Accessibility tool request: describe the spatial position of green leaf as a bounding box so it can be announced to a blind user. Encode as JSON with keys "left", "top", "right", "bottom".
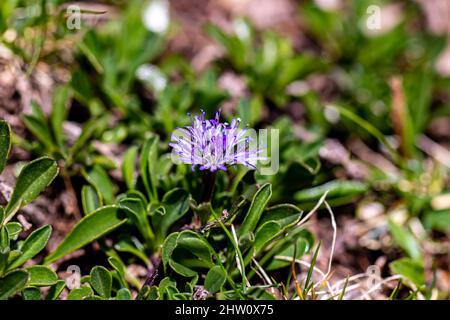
{"left": 168, "top": 260, "right": 197, "bottom": 278}
{"left": 22, "top": 287, "right": 41, "bottom": 300}
{"left": 67, "top": 285, "right": 94, "bottom": 300}
{"left": 0, "top": 226, "right": 9, "bottom": 275}
{"left": 81, "top": 185, "right": 102, "bottom": 215}
{"left": 45, "top": 206, "right": 128, "bottom": 264}
{"left": 158, "top": 277, "right": 179, "bottom": 300}
{"left": 390, "top": 258, "right": 424, "bottom": 286}
{"left": 258, "top": 204, "right": 303, "bottom": 229}
{"left": 116, "top": 288, "right": 132, "bottom": 300}
{"left": 78, "top": 40, "right": 104, "bottom": 74}
{"left": 140, "top": 136, "right": 159, "bottom": 202}
{"left": 254, "top": 221, "right": 282, "bottom": 253}
{"left": 0, "top": 225, "right": 9, "bottom": 250}
{"left": 5, "top": 222, "right": 22, "bottom": 239}
{"left": 277, "top": 54, "right": 326, "bottom": 88}
{"left": 424, "top": 210, "right": 450, "bottom": 233}
{"left": 114, "top": 239, "right": 150, "bottom": 266}
{"left": 154, "top": 189, "right": 190, "bottom": 239}
{"left": 108, "top": 256, "right": 127, "bottom": 288}
{"left": 69, "top": 118, "right": 100, "bottom": 156}
{"left": 0, "top": 270, "right": 29, "bottom": 300}
{"left": 119, "top": 197, "right": 154, "bottom": 243}
{"left": 26, "top": 265, "right": 58, "bottom": 287}
{"left": 116, "top": 288, "right": 133, "bottom": 300}
{"left": 239, "top": 183, "right": 272, "bottom": 237}
{"left": 51, "top": 86, "right": 71, "bottom": 148}
{"left": 267, "top": 237, "right": 308, "bottom": 270}
{"left": 205, "top": 24, "right": 247, "bottom": 70}
{"left": 404, "top": 67, "right": 433, "bottom": 136}
{"left": 162, "top": 231, "right": 214, "bottom": 277}
{"left": 161, "top": 233, "right": 178, "bottom": 273}
{"left": 238, "top": 231, "right": 255, "bottom": 252}
{"left": 46, "top": 280, "right": 66, "bottom": 300}
{"left": 90, "top": 266, "right": 112, "bottom": 298}
{"left": 4, "top": 157, "right": 59, "bottom": 224}
{"left": 303, "top": 242, "right": 321, "bottom": 297}
{"left": 138, "top": 285, "right": 159, "bottom": 300}
{"left": 84, "top": 165, "right": 114, "bottom": 205}
{"left": 22, "top": 114, "right": 55, "bottom": 151}
{"left": 5, "top": 250, "right": 20, "bottom": 269}
{"left": 204, "top": 265, "right": 226, "bottom": 294}
{"left": 294, "top": 180, "right": 367, "bottom": 205}
{"left": 30, "top": 101, "right": 47, "bottom": 123}
{"left": 0, "top": 120, "right": 11, "bottom": 175}
{"left": 388, "top": 220, "right": 422, "bottom": 261}
{"left": 257, "top": 228, "right": 313, "bottom": 273}
{"left": 7, "top": 225, "right": 52, "bottom": 270}
{"left": 122, "top": 146, "right": 138, "bottom": 189}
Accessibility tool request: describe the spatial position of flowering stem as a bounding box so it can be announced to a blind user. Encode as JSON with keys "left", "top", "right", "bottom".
{"left": 201, "top": 171, "right": 217, "bottom": 203}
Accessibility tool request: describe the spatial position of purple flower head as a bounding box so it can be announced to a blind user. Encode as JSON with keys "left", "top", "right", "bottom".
{"left": 170, "top": 110, "right": 267, "bottom": 172}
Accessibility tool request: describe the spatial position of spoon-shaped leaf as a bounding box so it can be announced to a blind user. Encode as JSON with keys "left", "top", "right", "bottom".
{"left": 26, "top": 265, "right": 58, "bottom": 287}
{"left": 90, "top": 266, "right": 112, "bottom": 298}
{"left": 0, "top": 270, "right": 29, "bottom": 300}
{"left": 4, "top": 157, "right": 58, "bottom": 224}
{"left": 7, "top": 225, "right": 52, "bottom": 270}
{"left": 204, "top": 266, "right": 226, "bottom": 293}
{"left": 0, "top": 120, "right": 11, "bottom": 175}
{"left": 44, "top": 206, "right": 128, "bottom": 264}
{"left": 239, "top": 183, "right": 272, "bottom": 237}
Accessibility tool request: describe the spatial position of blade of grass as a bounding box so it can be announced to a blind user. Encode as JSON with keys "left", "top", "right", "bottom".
{"left": 303, "top": 241, "right": 321, "bottom": 298}
{"left": 290, "top": 244, "right": 303, "bottom": 300}
{"left": 389, "top": 281, "right": 402, "bottom": 300}
{"left": 339, "top": 275, "right": 349, "bottom": 300}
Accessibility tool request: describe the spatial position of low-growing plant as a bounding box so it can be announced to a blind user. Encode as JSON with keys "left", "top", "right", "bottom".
{"left": 43, "top": 112, "right": 319, "bottom": 299}
{"left": 206, "top": 19, "right": 327, "bottom": 110}
{"left": 0, "top": 120, "right": 59, "bottom": 300}
{"left": 0, "top": 0, "right": 448, "bottom": 301}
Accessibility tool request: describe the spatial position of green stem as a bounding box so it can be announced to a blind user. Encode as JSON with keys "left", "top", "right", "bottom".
{"left": 210, "top": 208, "right": 248, "bottom": 293}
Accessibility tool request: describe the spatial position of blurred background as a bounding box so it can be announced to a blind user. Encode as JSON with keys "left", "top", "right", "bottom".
{"left": 0, "top": 0, "right": 449, "bottom": 299}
